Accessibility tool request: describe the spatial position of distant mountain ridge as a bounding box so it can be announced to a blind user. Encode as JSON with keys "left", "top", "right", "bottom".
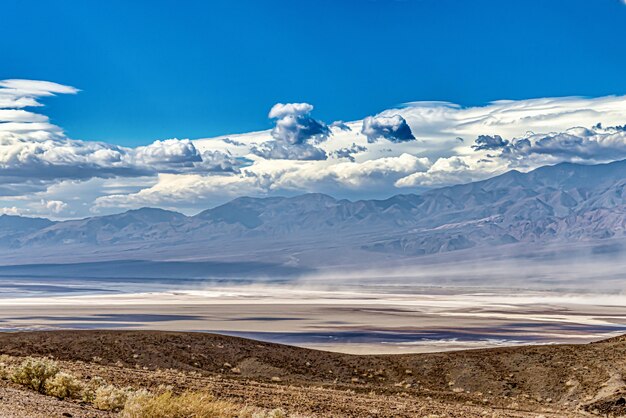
{"left": 2, "top": 159, "right": 625, "bottom": 264}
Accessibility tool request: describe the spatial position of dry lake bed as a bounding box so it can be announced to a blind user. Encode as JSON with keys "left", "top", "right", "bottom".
{"left": 2, "top": 280, "right": 626, "bottom": 354}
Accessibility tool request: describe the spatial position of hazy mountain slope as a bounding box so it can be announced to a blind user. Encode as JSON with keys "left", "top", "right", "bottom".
{"left": 0, "top": 214, "right": 55, "bottom": 245}
{"left": 195, "top": 193, "right": 422, "bottom": 235}
{"left": 366, "top": 161, "right": 626, "bottom": 254}
{"left": 0, "top": 159, "right": 624, "bottom": 264}
{"left": 17, "top": 207, "right": 188, "bottom": 247}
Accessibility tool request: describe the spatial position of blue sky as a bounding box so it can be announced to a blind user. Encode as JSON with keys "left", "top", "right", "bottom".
{"left": 3, "top": 0, "right": 626, "bottom": 219}
{"left": 3, "top": 0, "right": 626, "bottom": 146}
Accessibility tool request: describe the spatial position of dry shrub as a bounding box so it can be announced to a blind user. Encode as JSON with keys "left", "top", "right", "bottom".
{"left": 45, "top": 371, "right": 84, "bottom": 399}
{"left": 10, "top": 357, "right": 59, "bottom": 393}
{"left": 82, "top": 375, "right": 108, "bottom": 403}
{"left": 121, "top": 390, "right": 303, "bottom": 418}
{"left": 253, "top": 409, "right": 288, "bottom": 418}
{"left": 93, "top": 384, "right": 131, "bottom": 411}
{"left": 0, "top": 355, "right": 11, "bottom": 380}
{"left": 122, "top": 391, "right": 249, "bottom": 418}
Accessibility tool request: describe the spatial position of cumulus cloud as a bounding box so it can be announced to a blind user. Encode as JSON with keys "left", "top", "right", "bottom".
{"left": 268, "top": 103, "right": 310, "bottom": 119}
{"left": 472, "top": 126, "right": 626, "bottom": 167}
{"left": 198, "top": 150, "right": 248, "bottom": 172}
{"left": 510, "top": 128, "right": 626, "bottom": 163}
{"left": 133, "top": 139, "right": 244, "bottom": 172}
{"left": 0, "top": 136, "right": 240, "bottom": 192}
{"left": 134, "top": 139, "right": 201, "bottom": 166}
{"left": 0, "top": 199, "right": 68, "bottom": 217}
{"left": 251, "top": 154, "right": 430, "bottom": 191}
{"left": 0, "top": 206, "right": 20, "bottom": 215}
{"left": 361, "top": 115, "right": 415, "bottom": 143}
{"left": 322, "top": 154, "right": 430, "bottom": 188}
{"left": 330, "top": 121, "right": 352, "bottom": 131}
{"left": 94, "top": 173, "right": 264, "bottom": 211}
{"left": 332, "top": 143, "right": 368, "bottom": 162}
{"left": 40, "top": 199, "right": 68, "bottom": 214}
{"left": 222, "top": 138, "right": 245, "bottom": 146}
{"left": 395, "top": 122, "right": 626, "bottom": 190}
{"left": 0, "top": 137, "right": 142, "bottom": 183}
{"left": 269, "top": 102, "right": 330, "bottom": 145}
{"left": 472, "top": 134, "right": 509, "bottom": 151}
{"left": 95, "top": 154, "right": 431, "bottom": 210}
{"left": 396, "top": 156, "right": 492, "bottom": 188}
{"left": 250, "top": 102, "right": 330, "bottom": 160}
{"left": 251, "top": 141, "right": 327, "bottom": 161}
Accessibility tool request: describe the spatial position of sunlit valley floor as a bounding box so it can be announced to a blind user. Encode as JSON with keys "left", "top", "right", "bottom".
{"left": 2, "top": 249, "right": 626, "bottom": 355}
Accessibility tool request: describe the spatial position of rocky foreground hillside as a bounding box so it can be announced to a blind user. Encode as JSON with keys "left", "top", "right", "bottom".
{"left": 1, "top": 330, "right": 626, "bottom": 417}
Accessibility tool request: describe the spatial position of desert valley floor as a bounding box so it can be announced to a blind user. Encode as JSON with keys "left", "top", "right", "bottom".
{"left": 1, "top": 285, "right": 626, "bottom": 354}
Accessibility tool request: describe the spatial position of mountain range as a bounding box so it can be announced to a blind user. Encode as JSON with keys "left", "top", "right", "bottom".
{"left": 1, "top": 159, "right": 624, "bottom": 270}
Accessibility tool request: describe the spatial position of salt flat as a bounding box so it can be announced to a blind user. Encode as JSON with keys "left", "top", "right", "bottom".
{"left": 2, "top": 283, "right": 626, "bottom": 354}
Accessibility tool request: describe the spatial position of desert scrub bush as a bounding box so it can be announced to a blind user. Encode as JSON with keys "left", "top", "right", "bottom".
{"left": 82, "top": 375, "right": 107, "bottom": 403}
{"left": 93, "top": 384, "right": 132, "bottom": 411}
{"left": 252, "top": 409, "right": 288, "bottom": 418}
{"left": 0, "top": 355, "right": 12, "bottom": 379}
{"left": 10, "top": 357, "right": 59, "bottom": 393}
{"left": 121, "top": 391, "right": 249, "bottom": 418}
{"left": 45, "top": 371, "right": 84, "bottom": 399}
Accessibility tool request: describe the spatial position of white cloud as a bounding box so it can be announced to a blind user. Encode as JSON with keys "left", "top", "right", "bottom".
{"left": 94, "top": 154, "right": 431, "bottom": 210}
{"left": 0, "top": 206, "right": 20, "bottom": 216}
{"left": 268, "top": 102, "right": 330, "bottom": 145}
{"left": 330, "top": 121, "right": 351, "bottom": 131}
{"left": 396, "top": 156, "right": 498, "bottom": 188}
{"left": 4, "top": 78, "right": 626, "bottom": 217}
{"left": 0, "top": 79, "right": 79, "bottom": 97}
{"left": 251, "top": 142, "right": 327, "bottom": 161}
{"left": 268, "top": 103, "right": 313, "bottom": 119}
{"left": 361, "top": 115, "right": 415, "bottom": 143}
{"left": 0, "top": 134, "right": 241, "bottom": 185}
{"left": 332, "top": 143, "right": 367, "bottom": 162}
{"left": 0, "top": 79, "right": 78, "bottom": 113}
{"left": 251, "top": 102, "right": 330, "bottom": 160}
{"left": 498, "top": 127, "right": 626, "bottom": 166}
{"left": 94, "top": 173, "right": 262, "bottom": 211}
{"left": 0, "top": 81, "right": 74, "bottom": 145}
{"left": 472, "top": 134, "right": 508, "bottom": 151}
{"left": 134, "top": 139, "right": 201, "bottom": 166}
{"left": 40, "top": 199, "right": 68, "bottom": 214}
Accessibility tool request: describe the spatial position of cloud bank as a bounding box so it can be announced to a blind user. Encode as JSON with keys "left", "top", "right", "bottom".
{"left": 497, "top": 127, "right": 626, "bottom": 166}
{"left": 3, "top": 79, "right": 626, "bottom": 218}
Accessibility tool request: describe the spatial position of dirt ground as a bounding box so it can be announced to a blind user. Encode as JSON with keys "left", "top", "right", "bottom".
{"left": 2, "top": 330, "right": 626, "bottom": 417}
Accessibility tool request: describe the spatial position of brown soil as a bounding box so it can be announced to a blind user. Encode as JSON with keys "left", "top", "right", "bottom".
{"left": 2, "top": 330, "right": 626, "bottom": 417}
